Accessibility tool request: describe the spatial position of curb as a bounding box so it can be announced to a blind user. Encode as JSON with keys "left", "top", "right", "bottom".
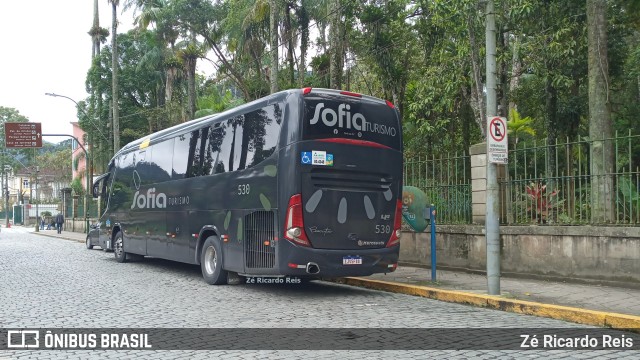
{"left": 31, "top": 232, "right": 85, "bottom": 244}
{"left": 330, "top": 277, "right": 640, "bottom": 333}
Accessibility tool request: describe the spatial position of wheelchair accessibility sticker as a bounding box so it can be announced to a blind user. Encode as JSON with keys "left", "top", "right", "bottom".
{"left": 301, "top": 151, "right": 333, "bottom": 166}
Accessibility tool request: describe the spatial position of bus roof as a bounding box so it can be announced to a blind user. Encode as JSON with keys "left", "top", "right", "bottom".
{"left": 111, "top": 88, "right": 393, "bottom": 160}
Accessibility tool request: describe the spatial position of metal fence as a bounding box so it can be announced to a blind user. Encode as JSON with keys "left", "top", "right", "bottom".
{"left": 403, "top": 131, "right": 640, "bottom": 226}
{"left": 503, "top": 131, "right": 640, "bottom": 225}
{"left": 64, "top": 196, "right": 99, "bottom": 219}
{"left": 403, "top": 153, "right": 472, "bottom": 224}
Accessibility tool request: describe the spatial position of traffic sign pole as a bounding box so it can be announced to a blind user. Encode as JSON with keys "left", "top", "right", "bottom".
{"left": 485, "top": 0, "right": 501, "bottom": 296}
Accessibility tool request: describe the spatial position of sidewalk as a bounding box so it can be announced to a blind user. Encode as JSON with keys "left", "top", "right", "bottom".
{"left": 28, "top": 227, "right": 640, "bottom": 328}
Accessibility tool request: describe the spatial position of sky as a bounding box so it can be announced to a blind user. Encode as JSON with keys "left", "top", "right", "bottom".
{"left": 0, "top": 1, "right": 135, "bottom": 144}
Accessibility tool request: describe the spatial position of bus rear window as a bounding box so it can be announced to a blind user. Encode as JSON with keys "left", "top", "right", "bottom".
{"left": 303, "top": 96, "right": 401, "bottom": 150}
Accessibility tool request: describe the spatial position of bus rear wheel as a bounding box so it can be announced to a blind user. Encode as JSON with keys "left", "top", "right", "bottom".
{"left": 201, "top": 236, "right": 228, "bottom": 285}
{"left": 114, "top": 231, "right": 128, "bottom": 263}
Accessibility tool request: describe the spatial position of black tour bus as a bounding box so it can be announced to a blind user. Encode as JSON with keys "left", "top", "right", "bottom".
{"left": 88, "top": 88, "right": 403, "bottom": 284}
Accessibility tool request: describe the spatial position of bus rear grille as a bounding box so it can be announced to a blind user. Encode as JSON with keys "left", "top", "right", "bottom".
{"left": 310, "top": 168, "right": 392, "bottom": 192}
{"left": 245, "top": 211, "right": 276, "bottom": 269}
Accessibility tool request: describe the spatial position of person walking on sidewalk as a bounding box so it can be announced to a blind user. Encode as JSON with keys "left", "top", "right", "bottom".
{"left": 55, "top": 212, "right": 64, "bottom": 234}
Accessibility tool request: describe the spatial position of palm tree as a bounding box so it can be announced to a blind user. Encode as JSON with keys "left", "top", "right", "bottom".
{"left": 269, "top": 0, "right": 279, "bottom": 93}
{"left": 125, "top": 0, "right": 180, "bottom": 105}
{"left": 507, "top": 108, "right": 535, "bottom": 147}
{"left": 109, "top": 0, "right": 121, "bottom": 152}
{"left": 177, "top": 40, "right": 204, "bottom": 121}
{"left": 88, "top": 0, "right": 108, "bottom": 172}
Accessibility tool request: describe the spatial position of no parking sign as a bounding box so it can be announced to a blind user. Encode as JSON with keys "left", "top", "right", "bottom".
{"left": 487, "top": 116, "right": 508, "bottom": 164}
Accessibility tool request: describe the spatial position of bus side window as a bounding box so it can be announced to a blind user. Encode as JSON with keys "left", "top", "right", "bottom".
{"left": 149, "top": 139, "right": 173, "bottom": 182}
{"left": 173, "top": 133, "right": 190, "bottom": 179}
{"left": 205, "top": 124, "right": 224, "bottom": 175}
{"left": 245, "top": 103, "right": 282, "bottom": 168}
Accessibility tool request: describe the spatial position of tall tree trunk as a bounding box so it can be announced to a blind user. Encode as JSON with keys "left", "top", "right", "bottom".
{"left": 186, "top": 56, "right": 197, "bottom": 120}
{"left": 467, "top": 12, "right": 486, "bottom": 136}
{"left": 545, "top": 74, "right": 558, "bottom": 190}
{"left": 269, "top": 0, "right": 279, "bottom": 94}
{"left": 92, "top": 0, "right": 100, "bottom": 59}
{"left": 90, "top": 0, "right": 100, "bottom": 176}
{"left": 329, "top": 0, "right": 342, "bottom": 89}
{"left": 508, "top": 35, "right": 521, "bottom": 114}
{"left": 298, "top": 2, "right": 309, "bottom": 87}
{"left": 111, "top": 1, "right": 120, "bottom": 152}
{"left": 587, "top": 0, "right": 614, "bottom": 223}
{"left": 498, "top": 30, "right": 509, "bottom": 117}
{"left": 166, "top": 67, "right": 176, "bottom": 103}
{"left": 284, "top": 3, "right": 295, "bottom": 87}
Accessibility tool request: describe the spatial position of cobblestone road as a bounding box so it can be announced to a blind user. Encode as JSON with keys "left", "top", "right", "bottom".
{"left": 0, "top": 228, "right": 637, "bottom": 359}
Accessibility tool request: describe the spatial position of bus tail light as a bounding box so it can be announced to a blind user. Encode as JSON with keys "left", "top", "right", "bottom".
{"left": 386, "top": 199, "right": 403, "bottom": 247}
{"left": 385, "top": 100, "right": 395, "bottom": 109}
{"left": 284, "top": 194, "right": 311, "bottom": 247}
{"left": 302, "top": 87, "right": 312, "bottom": 95}
{"left": 318, "top": 138, "right": 391, "bottom": 149}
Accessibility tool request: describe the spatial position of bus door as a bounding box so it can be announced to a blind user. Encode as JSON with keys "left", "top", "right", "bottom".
{"left": 298, "top": 90, "right": 403, "bottom": 250}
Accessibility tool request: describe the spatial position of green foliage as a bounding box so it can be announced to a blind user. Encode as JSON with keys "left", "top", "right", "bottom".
{"left": 73, "top": 0, "right": 639, "bottom": 179}
{"left": 70, "top": 177, "right": 85, "bottom": 196}
{"left": 521, "top": 182, "right": 564, "bottom": 224}
{"left": 617, "top": 176, "right": 640, "bottom": 223}
{"left": 507, "top": 108, "right": 535, "bottom": 145}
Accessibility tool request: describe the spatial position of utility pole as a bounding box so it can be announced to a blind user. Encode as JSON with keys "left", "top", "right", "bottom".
{"left": 1, "top": 151, "right": 7, "bottom": 227}
{"left": 4, "top": 165, "right": 10, "bottom": 227}
{"left": 485, "top": 0, "right": 500, "bottom": 295}
{"left": 35, "top": 150, "right": 40, "bottom": 232}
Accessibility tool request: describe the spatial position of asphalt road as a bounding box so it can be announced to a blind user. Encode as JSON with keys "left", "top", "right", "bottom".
{"left": 0, "top": 227, "right": 636, "bottom": 359}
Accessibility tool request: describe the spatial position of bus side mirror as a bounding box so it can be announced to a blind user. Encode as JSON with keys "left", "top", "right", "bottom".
{"left": 92, "top": 183, "right": 100, "bottom": 198}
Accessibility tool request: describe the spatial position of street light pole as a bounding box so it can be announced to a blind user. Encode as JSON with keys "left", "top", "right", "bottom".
{"left": 44, "top": 93, "right": 108, "bottom": 142}
{"left": 45, "top": 92, "right": 101, "bottom": 235}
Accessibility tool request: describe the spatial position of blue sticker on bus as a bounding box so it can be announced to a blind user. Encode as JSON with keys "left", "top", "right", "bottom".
{"left": 301, "top": 152, "right": 312, "bottom": 164}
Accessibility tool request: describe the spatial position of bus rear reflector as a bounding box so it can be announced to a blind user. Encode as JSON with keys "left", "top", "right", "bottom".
{"left": 386, "top": 200, "right": 403, "bottom": 247}
{"left": 302, "top": 87, "right": 313, "bottom": 95}
{"left": 288, "top": 263, "right": 306, "bottom": 269}
{"left": 340, "top": 91, "right": 362, "bottom": 98}
{"left": 284, "top": 194, "right": 310, "bottom": 247}
{"left": 317, "top": 138, "right": 391, "bottom": 149}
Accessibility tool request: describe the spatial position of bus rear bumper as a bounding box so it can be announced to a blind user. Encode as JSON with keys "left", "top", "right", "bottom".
{"left": 278, "top": 243, "right": 400, "bottom": 278}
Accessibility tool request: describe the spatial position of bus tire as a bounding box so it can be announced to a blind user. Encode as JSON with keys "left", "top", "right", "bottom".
{"left": 201, "top": 236, "right": 228, "bottom": 285}
{"left": 113, "top": 231, "right": 128, "bottom": 263}
{"left": 86, "top": 236, "right": 93, "bottom": 250}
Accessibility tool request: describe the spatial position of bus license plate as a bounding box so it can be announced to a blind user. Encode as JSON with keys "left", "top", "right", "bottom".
{"left": 343, "top": 256, "right": 362, "bottom": 265}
